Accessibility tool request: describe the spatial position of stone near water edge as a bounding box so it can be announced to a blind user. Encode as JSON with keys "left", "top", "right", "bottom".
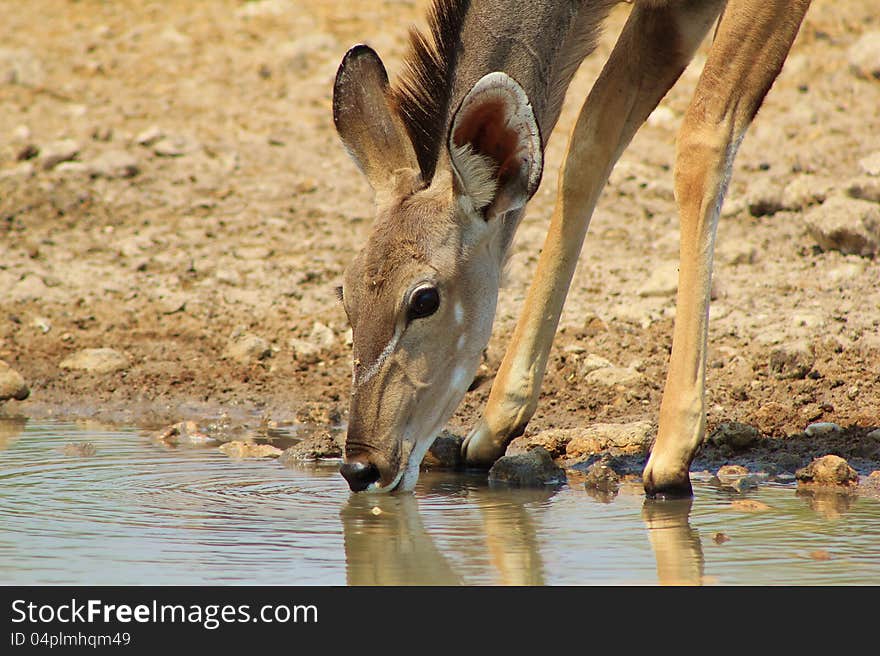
{"left": 218, "top": 440, "right": 282, "bottom": 459}
{"left": 708, "top": 422, "right": 760, "bottom": 450}
{"left": 802, "top": 196, "right": 880, "bottom": 257}
{"left": 153, "top": 420, "right": 214, "bottom": 445}
{"left": 59, "top": 348, "right": 130, "bottom": 374}
{"left": 847, "top": 31, "right": 880, "bottom": 80}
{"left": 768, "top": 341, "right": 814, "bottom": 380}
{"left": 804, "top": 422, "right": 841, "bottom": 437}
{"left": 421, "top": 431, "right": 463, "bottom": 470}
{"left": 713, "top": 464, "right": 759, "bottom": 493}
{"left": 564, "top": 421, "right": 654, "bottom": 461}
{"left": 582, "top": 460, "right": 620, "bottom": 494}
{"left": 39, "top": 139, "right": 80, "bottom": 170}
{"left": 716, "top": 464, "right": 750, "bottom": 477}
{"left": 0, "top": 360, "right": 29, "bottom": 402}
{"left": 506, "top": 428, "right": 575, "bottom": 459}
{"left": 279, "top": 431, "right": 343, "bottom": 464}
{"left": 867, "top": 428, "right": 880, "bottom": 441}
{"left": 796, "top": 455, "right": 859, "bottom": 488}
{"left": 60, "top": 442, "right": 97, "bottom": 457}
{"left": 488, "top": 447, "right": 566, "bottom": 487}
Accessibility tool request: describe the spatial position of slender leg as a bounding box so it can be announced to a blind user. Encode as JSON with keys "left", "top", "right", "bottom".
{"left": 643, "top": 0, "right": 811, "bottom": 497}
{"left": 463, "top": 0, "right": 726, "bottom": 466}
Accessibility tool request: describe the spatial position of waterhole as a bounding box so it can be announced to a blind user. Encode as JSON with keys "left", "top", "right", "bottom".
{"left": 1, "top": 419, "right": 878, "bottom": 585}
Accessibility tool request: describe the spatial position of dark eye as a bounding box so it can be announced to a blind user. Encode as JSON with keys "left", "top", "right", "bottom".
{"left": 407, "top": 285, "right": 440, "bottom": 321}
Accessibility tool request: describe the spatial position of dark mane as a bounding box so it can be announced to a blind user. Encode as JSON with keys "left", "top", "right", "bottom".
{"left": 390, "top": 0, "right": 470, "bottom": 184}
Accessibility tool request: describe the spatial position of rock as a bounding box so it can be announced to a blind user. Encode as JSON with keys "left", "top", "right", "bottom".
{"left": 716, "top": 464, "right": 749, "bottom": 477}
{"left": 795, "top": 454, "right": 859, "bottom": 488}
{"left": 224, "top": 331, "right": 272, "bottom": 363}
{"left": 847, "top": 31, "right": 880, "bottom": 80}
{"left": 135, "top": 126, "right": 164, "bottom": 146}
{"left": 584, "top": 366, "right": 646, "bottom": 389}
{"left": 290, "top": 322, "right": 335, "bottom": 364}
{"left": 421, "top": 431, "right": 463, "bottom": 469}
{"left": 579, "top": 353, "right": 614, "bottom": 377}
{"left": 153, "top": 135, "right": 197, "bottom": 157}
{"left": 803, "top": 196, "right": 880, "bottom": 257}
{"left": 745, "top": 177, "right": 784, "bottom": 217}
{"left": 846, "top": 176, "right": 880, "bottom": 203}
{"left": 60, "top": 348, "right": 129, "bottom": 374}
{"left": 39, "top": 139, "right": 80, "bottom": 170}
{"left": 279, "top": 431, "right": 343, "bottom": 463}
{"left": 804, "top": 422, "right": 841, "bottom": 437}
{"left": 488, "top": 447, "right": 566, "bottom": 487}
{"left": 218, "top": 440, "right": 282, "bottom": 458}
{"left": 728, "top": 499, "right": 771, "bottom": 512}
{"left": 638, "top": 261, "right": 678, "bottom": 297}
{"left": 565, "top": 421, "right": 654, "bottom": 460}
{"left": 0, "top": 360, "right": 29, "bottom": 401}
{"left": 89, "top": 150, "right": 139, "bottom": 178}
{"left": 581, "top": 459, "right": 620, "bottom": 493}
{"left": 768, "top": 341, "right": 813, "bottom": 380}
{"left": 713, "top": 464, "right": 759, "bottom": 493}
{"left": 781, "top": 175, "right": 834, "bottom": 210}
{"left": 858, "top": 151, "right": 880, "bottom": 177}
{"left": 154, "top": 420, "right": 214, "bottom": 445}
{"left": 0, "top": 48, "right": 45, "bottom": 86}
{"left": 867, "top": 428, "right": 880, "bottom": 441}
{"left": 708, "top": 422, "right": 760, "bottom": 450}
{"left": 507, "top": 428, "right": 574, "bottom": 459}
{"left": 60, "top": 442, "right": 97, "bottom": 457}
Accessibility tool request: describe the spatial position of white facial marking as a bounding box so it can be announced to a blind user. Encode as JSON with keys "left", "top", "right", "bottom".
{"left": 355, "top": 330, "right": 400, "bottom": 388}
{"left": 456, "top": 334, "right": 466, "bottom": 351}
{"left": 454, "top": 302, "right": 464, "bottom": 325}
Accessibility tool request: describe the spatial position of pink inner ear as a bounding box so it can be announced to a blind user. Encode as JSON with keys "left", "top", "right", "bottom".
{"left": 451, "top": 100, "right": 522, "bottom": 185}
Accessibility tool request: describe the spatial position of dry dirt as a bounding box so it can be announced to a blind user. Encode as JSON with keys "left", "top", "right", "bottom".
{"left": 1, "top": 1, "right": 879, "bottom": 477}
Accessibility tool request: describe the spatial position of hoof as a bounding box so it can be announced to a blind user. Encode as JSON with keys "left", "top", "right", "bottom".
{"left": 643, "top": 464, "right": 694, "bottom": 499}
{"left": 462, "top": 420, "right": 508, "bottom": 469}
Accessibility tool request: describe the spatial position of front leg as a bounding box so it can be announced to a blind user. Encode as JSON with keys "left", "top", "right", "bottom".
{"left": 464, "top": 0, "right": 724, "bottom": 467}
{"left": 642, "top": 0, "right": 810, "bottom": 497}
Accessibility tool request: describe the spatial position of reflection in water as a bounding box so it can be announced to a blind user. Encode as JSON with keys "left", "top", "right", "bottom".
{"left": 641, "top": 498, "right": 704, "bottom": 586}
{"left": 4, "top": 422, "right": 880, "bottom": 585}
{"left": 0, "top": 416, "right": 27, "bottom": 451}
{"left": 342, "top": 493, "right": 462, "bottom": 585}
{"left": 341, "top": 482, "right": 556, "bottom": 585}
{"left": 796, "top": 487, "right": 857, "bottom": 520}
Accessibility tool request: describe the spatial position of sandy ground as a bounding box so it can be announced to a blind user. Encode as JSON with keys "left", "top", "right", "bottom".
{"left": 1, "top": 1, "right": 879, "bottom": 476}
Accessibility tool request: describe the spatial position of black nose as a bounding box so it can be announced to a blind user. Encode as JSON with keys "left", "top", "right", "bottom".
{"left": 340, "top": 461, "right": 381, "bottom": 492}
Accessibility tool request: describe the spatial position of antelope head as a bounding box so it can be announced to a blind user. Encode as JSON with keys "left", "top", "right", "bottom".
{"left": 332, "top": 45, "right": 542, "bottom": 492}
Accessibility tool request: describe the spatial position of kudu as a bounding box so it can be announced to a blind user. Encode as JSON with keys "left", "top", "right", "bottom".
{"left": 332, "top": 0, "right": 811, "bottom": 496}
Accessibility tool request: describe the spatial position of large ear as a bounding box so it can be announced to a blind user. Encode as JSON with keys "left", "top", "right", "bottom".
{"left": 333, "top": 45, "right": 420, "bottom": 195}
{"left": 447, "top": 72, "right": 543, "bottom": 221}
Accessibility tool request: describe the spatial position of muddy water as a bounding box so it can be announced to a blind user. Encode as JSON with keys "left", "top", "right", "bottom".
{"left": 1, "top": 419, "right": 878, "bottom": 585}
